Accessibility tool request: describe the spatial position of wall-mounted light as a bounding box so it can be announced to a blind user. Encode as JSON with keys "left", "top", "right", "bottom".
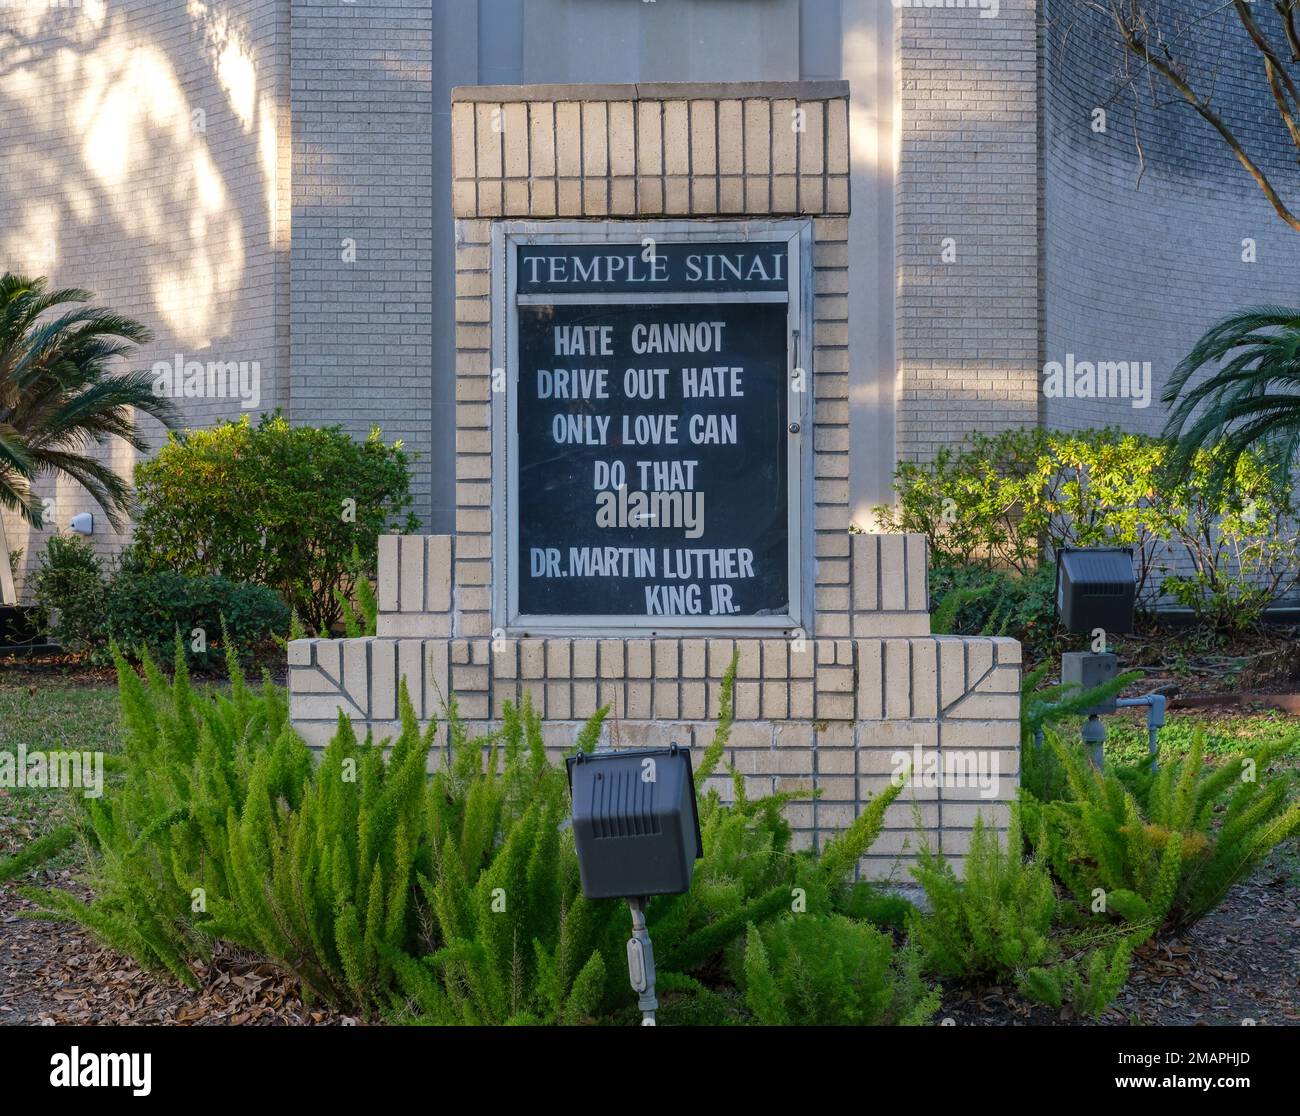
{"left": 69, "top": 513, "right": 93, "bottom": 535}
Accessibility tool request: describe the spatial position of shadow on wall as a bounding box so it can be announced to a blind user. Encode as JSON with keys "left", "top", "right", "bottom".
{"left": 0, "top": 0, "right": 286, "bottom": 595}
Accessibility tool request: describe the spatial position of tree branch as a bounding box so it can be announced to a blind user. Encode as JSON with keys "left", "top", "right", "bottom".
{"left": 1109, "top": 4, "right": 1300, "bottom": 233}
{"left": 1232, "top": 0, "right": 1300, "bottom": 155}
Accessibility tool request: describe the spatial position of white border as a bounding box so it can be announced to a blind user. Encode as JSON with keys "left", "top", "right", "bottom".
{"left": 491, "top": 219, "right": 813, "bottom": 636}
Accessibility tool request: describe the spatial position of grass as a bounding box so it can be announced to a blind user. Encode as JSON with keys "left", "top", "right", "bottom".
{"left": 1104, "top": 707, "right": 1300, "bottom": 768}
{"left": 0, "top": 681, "right": 121, "bottom": 872}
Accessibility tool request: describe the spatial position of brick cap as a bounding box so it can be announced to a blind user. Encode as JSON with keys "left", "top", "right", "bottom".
{"left": 452, "top": 80, "right": 850, "bottom": 103}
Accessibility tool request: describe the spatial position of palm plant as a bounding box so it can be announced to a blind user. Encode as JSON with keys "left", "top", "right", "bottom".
{"left": 0, "top": 273, "right": 177, "bottom": 530}
{"left": 1161, "top": 307, "right": 1300, "bottom": 496}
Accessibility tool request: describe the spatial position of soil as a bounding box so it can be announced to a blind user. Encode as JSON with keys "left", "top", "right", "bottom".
{"left": 938, "top": 851, "right": 1300, "bottom": 1026}
{"left": 3, "top": 856, "right": 1295, "bottom": 1027}
{"left": 1113, "top": 627, "right": 1300, "bottom": 701}
{"left": 0, "top": 871, "right": 350, "bottom": 1026}
{"left": 0, "top": 649, "right": 289, "bottom": 687}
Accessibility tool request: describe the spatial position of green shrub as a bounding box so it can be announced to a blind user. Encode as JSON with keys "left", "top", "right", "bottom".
{"left": 103, "top": 569, "right": 288, "bottom": 663}
{"left": 1019, "top": 661, "right": 1141, "bottom": 800}
{"left": 32, "top": 535, "right": 287, "bottom": 662}
{"left": 1025, "top": 730, "right": 1300, "bottom": 932}
{"left": 836, "top": 879, "right": 916, "bottom": 931}
{"left": 742, "top": 914, "right": 938, "bottom": 1026}
{"left": 29, "top": 649, "right": 911, "bottom": 1023}
{"left": 907, "top": 809, "right": 1056, "bottom": 981}
{"left": 335, "top": 545, "right": 379, "bottom": 637}
{"left": 875, "top": 426, "right": 1167, "bottom": 584}
{"left": 208, "top": 691, "right": 430, "bottom": 1010}
{"left": 875, "top": 426, "right": 1300, "bottom": 630}
{"left": 1020, "top": 936, "right": 1135, "bottom": 1020}
{"left": 28, "top": 642, "right": 308, "bottom": 986}
{"left": 0, "top": 824, "right": 76, "bottom": 884}
{"left": 130, "top": 411, "right": 418, "bottom": 632}
{"left": 397, "top": 660, "right": 911, "bottom": 1024}
{"left": 389, "top": 699, "right": 608, "bottom": 1024}
{"left": 32, "top": 533, "right": 107, "bottom": 653}
{"left": 929, "top": 563, "right": 1060, "bottom": 659}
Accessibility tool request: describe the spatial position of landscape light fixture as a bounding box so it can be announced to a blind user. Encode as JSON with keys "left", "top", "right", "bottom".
{"left": 1052, "top": 547, "right": 1165, "bottom": 769}
{"left": 566, "top": 744, "right": 704, "bottom": 1025}
{"left": 1054, "top": 546, "right": 1136, "bottom": 638}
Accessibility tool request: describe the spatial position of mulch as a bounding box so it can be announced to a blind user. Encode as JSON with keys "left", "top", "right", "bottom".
{"left": 3, "top": 859, "right": 1294, "bottom": 1026}
{"left": 939, "top": 858, "right": 1300, "bottom": 1026}
{"left": 0, "top": 871, "right": 352, "bottom": 1026}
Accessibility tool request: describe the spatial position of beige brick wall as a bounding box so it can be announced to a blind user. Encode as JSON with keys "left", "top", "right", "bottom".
{"left": 288, "top": 618, "right": 1021, "bottom": 879}
{"left": 291, "top": 527, "right": 1019, "bottom": 879}
{"left": 291, "top": 79, "right": 1023, "bottom": 881}
{"left": 450, "top": 82, "right": 856, "bottom": 640}
{"left": 451, "top": 83, "right": 850, "bottom": 221}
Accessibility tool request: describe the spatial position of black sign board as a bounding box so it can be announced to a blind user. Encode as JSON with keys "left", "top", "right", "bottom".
{"left": 511, "top": 237, "right": 798, "bottom": 624}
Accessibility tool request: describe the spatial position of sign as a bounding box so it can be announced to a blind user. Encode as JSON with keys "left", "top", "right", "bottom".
{"left": 517, "top": 242, "right": 789, "bottom": 294}
{"left": 503, "top": 228, "right": 806, "bottom": 629}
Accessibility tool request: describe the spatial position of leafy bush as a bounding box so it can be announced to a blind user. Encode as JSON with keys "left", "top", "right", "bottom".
{"left": 876, "top": 426, "right": 1300, "bottom": 629}
{"left": 875, "top": 426, "right": 1167, "bottom": 583}
{"left": 389, "top": 700, "right": 609, "bottom": 1024}
{"left": 29, "top": 644, "right": 307, "bottom": 986}
{"left": 32, "top": 533, "right": 107, "bottom": 653}
{"left": 929, "top": 563, "right": 1060, "bottom": 659}
{"left": 1024, "top": 730, "right": 1300, "bottom": 932}
{"left": 1019, "top": 661, "right": 1142, "bottom": 800}
{"left": 907, "top": 809, "right": 1056, "bottom": 981}
{"left": 742, "top": 914, "right": 938, "bottom": 1026}
{"left": 208, "top": 692, "right": 429, "bottom": 1010}
{"left": 103, "top": 569, "right": 288, "bottom": 664}
{"left": 0, "top": 825, "right": 75, "bottom": 884}
{"left": 904, "top": 787, "right": 1145, "bottom": 1021}
{"left": 335, "top": 545, "right": 379, "bottom": 637}
{"left": 396, "top": 665, "right": 916, "bottom": 1025}
{"left": 130, "top": 411, "right": 418, "bottom": 632}
{"left": 1020, "top": 937, "right": 1136, "bottom": 1020}
{"left": 32, "top": 536, "right": 287, "bottom": 662}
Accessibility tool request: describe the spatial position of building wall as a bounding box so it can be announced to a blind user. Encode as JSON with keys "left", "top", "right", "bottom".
{"left": 894, "top": 0, "right": 1041, "bottom": 467}
{"left": 3, "top": 2, "right": 1046, "bottom": 594}
{"left": 418, "top": 0, "right": 900, "bottom": 528}
{"left": 288, "top": 0, "right": 434, "bottom": 518}
{"left": 1042, "top": 0, "right": 1300, "bottom": 433}
{"left": 0, "top": 0, "right": 290, "bottom": 593}
{"left": 1041, "top": 0, "right": 1300, "bottom": 598}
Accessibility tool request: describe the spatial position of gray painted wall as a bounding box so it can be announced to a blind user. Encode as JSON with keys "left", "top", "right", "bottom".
{"left": 1041, "top": 0, "right": 1300, "bottom": 597}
